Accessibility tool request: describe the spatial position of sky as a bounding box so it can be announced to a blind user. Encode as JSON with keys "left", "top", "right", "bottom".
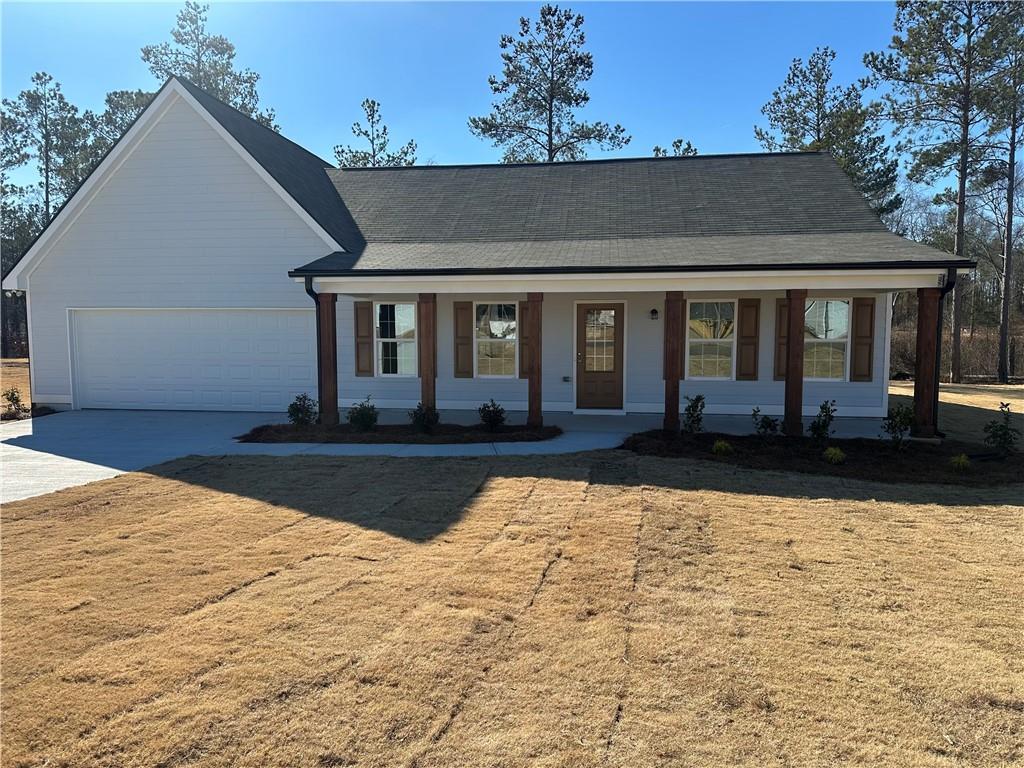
{"left": 2, "top": 1, "right": 900, "bottom": 167}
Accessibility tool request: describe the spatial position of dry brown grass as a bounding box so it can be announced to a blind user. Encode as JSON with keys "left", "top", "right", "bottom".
{"left": 0, "top": 358, "right": 30, "bottom": 407}
{"left": 889, "top": 382, "right": 1023, "bottom": 444}
{"left": 2, "top": 451, "right": 1021, "bottom": 767}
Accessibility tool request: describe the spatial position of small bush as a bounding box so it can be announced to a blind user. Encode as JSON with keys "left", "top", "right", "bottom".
{"left": 347, "top": 396, "right": 378, "bottom": 431}
{"left": 711, "top": 438, "right": 733, "bottom": 456}
{"left": 409, "top": 402, "right": 440, "bottom": 433}
{"left": 478, "top": 399, "right": 506, "bottom": 432}
{"left": 949, "top": 453, "right": 971, "bottom": 473}
{"left": 983, "top": 402, "right": 1020, "bottom": 457}
{"left": 682, "top": 394, "right": 705, "bottom": 434}
{"left": 2, "top": 386, "right": 27, "bottom": 417}
{"left": 287, "top": 393, "right": 318, "bottom": 426}
{"left": 809, "top": 400, "right": 837, "bottom": 443}
{"left": 823, "top": 446, "right": 846, "bottom": 465}
{"left": 750, "top": 407, "right": 779, "bottom": 437}
{"left": 880, "top": 403, "right": 914, "bottom": 450}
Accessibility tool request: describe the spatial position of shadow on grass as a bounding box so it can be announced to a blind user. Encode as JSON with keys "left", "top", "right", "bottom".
{"left": 888, "top": 391, "right": 1023, "bottom": 445}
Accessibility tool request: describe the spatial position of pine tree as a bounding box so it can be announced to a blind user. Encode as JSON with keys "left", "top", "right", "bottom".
{"left": 755, "top": 46, "right": 902, "bottom": 217}
{"left": 469, "top": 5, "right": 630, "bottom": 163}
{"left": 652, "top": 139, "right": 698, "bottom": 157}
{"left": 334, "top": 99, "right": 416, "bottom": 168}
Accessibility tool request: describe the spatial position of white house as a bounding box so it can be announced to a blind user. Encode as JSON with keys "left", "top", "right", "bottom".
{"left": 2, "top": 77, "right": 971, "bottom": 436}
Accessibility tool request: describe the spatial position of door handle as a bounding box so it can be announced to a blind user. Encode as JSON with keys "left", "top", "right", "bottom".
{"left": 576, "top": 351, "right": 583, "bottom": 362}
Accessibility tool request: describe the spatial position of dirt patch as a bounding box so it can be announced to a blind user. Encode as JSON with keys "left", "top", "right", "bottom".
{"left": 621, "top": 430, "right": 1022, "bottom": 486}
{"left": 237, "top": 422, "right": 563, "bottom": 444}
{"left": 1, "top": 452, "right": 1020, "bottom": 767}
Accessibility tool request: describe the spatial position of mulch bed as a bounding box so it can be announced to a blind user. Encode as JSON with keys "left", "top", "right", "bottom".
{"left": 237, "top": 422, "right": 563, "bottom": 444}
{"left": 621, "top": 430, "right": 1023, "bottom": 487}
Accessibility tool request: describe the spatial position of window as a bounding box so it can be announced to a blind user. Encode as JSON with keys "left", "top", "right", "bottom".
{"left": 687, "top": 301, "right": 735, "bottom": 378}
{"left": 803, "top": 299, "right": 849, "bottom": 380}
{"left": 374, "top": 302, "right": 416, "bottom": 376}
{"left": 584, "top": 309, "right": 616, "bottom": 372}
{"left": 474, "top": 303, "right": 517, "bottom": 376}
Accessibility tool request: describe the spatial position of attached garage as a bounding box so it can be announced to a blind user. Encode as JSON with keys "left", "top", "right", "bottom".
{"left": 69, "top": 309, "right": 315, "bottom": 411}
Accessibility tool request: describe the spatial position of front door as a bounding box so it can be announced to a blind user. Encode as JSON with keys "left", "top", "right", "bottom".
{"left": 576, "top": 303, "right": 624, "bottom": 409}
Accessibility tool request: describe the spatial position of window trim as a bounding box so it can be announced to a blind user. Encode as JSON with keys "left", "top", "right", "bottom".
{"left": 684, "top": 299, "right": 738, "bottom": 381}
{"left": 803, "top": 296, "right": 852, "bottom": 383}
{"left": 373, "top": 301, "right": 418, "bottom": 378}
{"left": 472, "top": 301, "right": 519, "bottom": 379}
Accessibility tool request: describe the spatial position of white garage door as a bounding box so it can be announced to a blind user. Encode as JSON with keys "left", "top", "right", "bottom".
{"left": 71, "top": 309, "right": 316, "bottom": 411}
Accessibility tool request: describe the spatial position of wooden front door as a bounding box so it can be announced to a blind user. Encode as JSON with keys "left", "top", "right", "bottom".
{"left": 576, "top": 303, "right": 624, "bottom": 409}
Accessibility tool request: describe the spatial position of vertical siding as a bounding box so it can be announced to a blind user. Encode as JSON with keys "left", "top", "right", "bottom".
{"left": 28, "top": 96, "right": 328, "bottom": 403}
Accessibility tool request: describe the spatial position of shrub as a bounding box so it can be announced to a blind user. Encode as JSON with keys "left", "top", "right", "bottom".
{"left": 2, "top": 386, "right": 25, "bottom": 416}
{"left": 682, "top": 394, "right": 705, "bottom": 434}
{"left": 823, "top": 446, "right": 846, "bottom": 465}
{"left": 983, "top": 402, "right": 1020, "bottom": 457}
{"left": 880, "top": 403, "right": 914, "bottom": 450}
{"left": 949, "top": 453, "right": 971, "bottom": 473}
{"left": 750, "top": 407, "right": 779, "bottom": 437}
{"left": 286, "top": 393, "right": 318, "bottom": 426}
{"left": 409, "top": 402, "right": 440, "bottom": 433}
{"left": 478, "top": 399, "right": 506, "bottom": 432}
{"left": 347, "top": 396, "right": 378, "bottom": 431}
{"left": 711, "top": 438, "right": 733, "bottom": 456}
{"left": 809, "top": 400, "right": 837, "bottom": 443}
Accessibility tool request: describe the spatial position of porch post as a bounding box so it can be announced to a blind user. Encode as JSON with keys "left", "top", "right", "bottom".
{"left": 783, "top": 288, "right": 807, "bottom": 436}
{"left": 418, "top": 293, "right": 437, "bottom": 409}
{"left": 663, "top": 291, "right": 683, "bottom": 431}
{"left": 912, "top": 287, "right": 941, "bottom": 437}
{"left": 526, "top": 292, "right": 543, "bottom": 428}
{"left": 316, "top": 292, "right": 338, "bottom": 426}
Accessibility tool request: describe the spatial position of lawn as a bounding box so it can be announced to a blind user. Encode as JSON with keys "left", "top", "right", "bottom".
{"left": 0, "top": 358, "right": 30, "bottom": 407}
{"left": 2, "top": 450, "right": 1021, "bottom": 767}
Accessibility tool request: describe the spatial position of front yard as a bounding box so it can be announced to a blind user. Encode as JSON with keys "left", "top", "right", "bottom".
{"left": 2, "top": 451, "right": 1021, "bottom": 766}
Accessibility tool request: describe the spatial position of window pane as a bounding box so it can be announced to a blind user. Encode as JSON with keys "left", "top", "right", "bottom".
{"left": 394, "top": 304, "right": 416, "bottom": 340}
{"left": 804, "top": 300, "right": 849, "bottom": 341}
{"left": 585, "top": 309, "right": 615, "bottom": 372}
{"left": 397, "top": 341, "right": 417, "bottom": 375}
{"left": 376, "top": 304, "right": 396, "bottom": 340}
{"left": 689, "top": 340, "right": 733, "bottom": 378}
{"left": 804, "top": 341, "right": 846, "bottom": 379}
{"left": 380, "top": 340, "right": 398, "bottom": 374}
{"left": 476, "top": 340, "right": 515, "bottom": 376}
{"left": 475, "top": 304, "right": 517, "bottom": 340}
{"left": 688, "top": 302, "right": 735, "bottom": 339}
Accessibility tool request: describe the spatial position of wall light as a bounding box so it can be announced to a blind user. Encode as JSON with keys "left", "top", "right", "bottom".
{"left": 649, "top": 308, "right": 660, "bottom": 321}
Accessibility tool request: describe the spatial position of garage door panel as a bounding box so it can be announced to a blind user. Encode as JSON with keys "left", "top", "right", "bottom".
{"left": 73, "top": 309, "right": 316, "bottom": 411}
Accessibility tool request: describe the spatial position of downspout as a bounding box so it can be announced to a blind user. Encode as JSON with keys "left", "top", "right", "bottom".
{"left": 305, "top": 277, "right": 323, "bottom": 419}
{"left": 932, "top": 267, "right": 958, "bottom": 437}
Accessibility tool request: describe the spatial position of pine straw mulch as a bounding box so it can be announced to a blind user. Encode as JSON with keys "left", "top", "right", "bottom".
{"left": 236, "top": 422, "right": 562, "bottom": 444}
{"left": 621, "top": 430, "right": 1023, "bottom": 487}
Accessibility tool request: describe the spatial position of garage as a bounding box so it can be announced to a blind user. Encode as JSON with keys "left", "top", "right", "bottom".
{"left": 70, "top": 309, "right": 316, "bottom": 411}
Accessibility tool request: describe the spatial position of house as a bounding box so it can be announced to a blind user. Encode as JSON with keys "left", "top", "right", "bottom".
{"left": 2, "top": 77, "right": 972, "bottom": 437}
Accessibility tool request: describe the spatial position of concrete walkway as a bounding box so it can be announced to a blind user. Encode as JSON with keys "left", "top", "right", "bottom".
{"left": 1, "top": 408, "right": 886, "bottom": 504}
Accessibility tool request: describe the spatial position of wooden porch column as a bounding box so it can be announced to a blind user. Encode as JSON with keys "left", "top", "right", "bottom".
{"left": 526, "top": 292, "right": 543, "bottom": 428}
{"left": 663, "top": 291, "right": 684, "bottom": 431}
{"left": 316, "top": 292, "right": 338, "bottom": 426}
{"left": 783, "top": 288, "right": 807, "bottom": 436}
{"left": 912, "top": 287, "right": 942, "bottom": 437}
{"left": 418, "top": 293, "right": 437, "bottom": 408}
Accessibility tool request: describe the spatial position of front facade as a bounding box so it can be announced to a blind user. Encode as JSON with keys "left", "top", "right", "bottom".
{"left": 3, "top": 78, "right": 971, "bottom": 436}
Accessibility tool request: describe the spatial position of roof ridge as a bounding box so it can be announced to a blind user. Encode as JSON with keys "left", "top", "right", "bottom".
{"left": 332, "top": 150, "right": 829, "bottom": 172}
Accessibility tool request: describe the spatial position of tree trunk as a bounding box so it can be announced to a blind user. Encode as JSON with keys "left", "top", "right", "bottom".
{"left": 998, "top": 111, "right": 1017, "bottom": 383}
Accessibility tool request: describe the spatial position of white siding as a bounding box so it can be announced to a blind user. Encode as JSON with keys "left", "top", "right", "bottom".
{"left": 28, "top": 96, "right": 328, "bottom": 405}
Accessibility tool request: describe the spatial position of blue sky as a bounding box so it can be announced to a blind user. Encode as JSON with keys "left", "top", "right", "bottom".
{"left": 2, "top": 2, "right": 899, "bottom": 166}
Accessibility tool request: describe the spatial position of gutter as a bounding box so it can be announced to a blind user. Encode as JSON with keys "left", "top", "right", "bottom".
{"left": 304, "top": 277, "right": 322, "bottom": 417}
{"left": 932, "top": 267, "right": 958, "bottom": 437}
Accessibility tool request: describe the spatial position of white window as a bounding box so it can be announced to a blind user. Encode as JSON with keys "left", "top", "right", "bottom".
{"left": 474, "top": 303, "right": 517, "bottom": 377}
{"left": 804, "top": 299, "right": 849, "bottom": 380}
{"left": 374, "top": 302, "right": 417, "bottom": 376}
{"left": 687, "top": 301, "right": 736, "bottom": 379}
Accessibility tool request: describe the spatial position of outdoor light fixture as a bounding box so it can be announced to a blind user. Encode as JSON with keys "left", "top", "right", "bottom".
{"left": 649, "top": 308, "right": 660, "bottom": 321}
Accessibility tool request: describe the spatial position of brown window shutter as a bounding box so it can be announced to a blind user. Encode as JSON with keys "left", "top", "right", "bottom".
{"left": 354, "top": 301, "right": 374, "bottom": 376}
{"left": 679, "top": 298, "right": 686, "bottom": 380}
{"left": 774, "top": 298, "right": 788, "bottom": 381}
{"left": 736, "top": 298, "right": 760, "bottom": 380}
{"left": 850, "top": 297, "right": 875, "bottom": 382}
{"left": 518, "top": 300, "right": 529, "bottom": 379}
{"left": 453, "top": 301, "right": 474, "bottom": 378}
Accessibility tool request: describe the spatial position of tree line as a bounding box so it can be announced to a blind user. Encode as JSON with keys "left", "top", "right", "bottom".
{"left": 3, "top": 1, "right": 1022, "bottom": 383}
